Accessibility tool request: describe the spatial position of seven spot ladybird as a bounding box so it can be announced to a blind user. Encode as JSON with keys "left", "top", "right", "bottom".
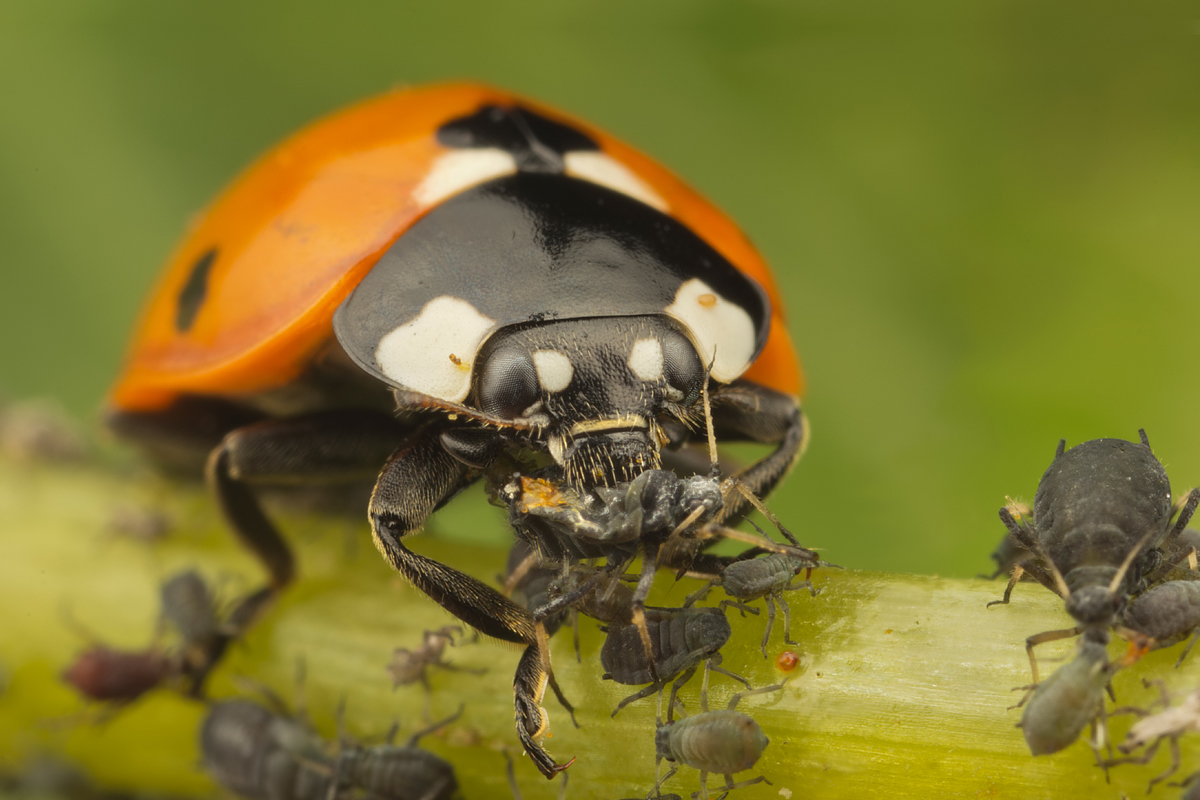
{"left": 107, "top": 83, "right": 807, "bottom": 776}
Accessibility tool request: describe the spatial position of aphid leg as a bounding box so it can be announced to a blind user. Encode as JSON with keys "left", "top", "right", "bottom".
{"left": 1147, "top": 737, "right": 1183, "bottom": 793}
{"left": 684, "top": 580, "right": 719, "bottom": 608}
{"left": 632, "top": 542, "right": 662, "bottom": 683}
{"left": 696, "top": 770, "right": 710, "bottom": 800}
{"left": 1106, "top": 737, "right": 1164, "bottom": 769}
{"left": 716, "top": 598, "right": 759, "bottom": 618}
{"left": 705, "top": 651, "right": 751, "bottom": 691}
{"left": 536, "top": 622, "right": 578, "bottom": 728}
{"left": 760, "top": 598, "right": 777, "bottom": 657}
{"left": 986, "top": 565, "right": 1024, "bottom": 608}
{"left": 1024, "top": 626, "right": 1083, "bottom": 684}
{"left": 1176, "top": 628, "right": 1200, "bottom": 668}
{"left": 611, "top": 682, "right": 663, "bottom": 718}
{"left": 726, "top": 674, "right": 792, "bottom": 711}
{"left": 730, "top": 480, "right": 801, "bottom": 547}
{"left": 1008, "top": 683, "right": 1037, "bottom": 712}
{"left": 668, "top": 666, "right": 700, "bottom": 716}
{"left": 715, "top": 774, "right": 768, "bottom": 798}
{"left": 1166, "top": 488, "right": 1200, "bottom": 544}
{"left": 777, "top": 593, "right": 798, "bottom": 648}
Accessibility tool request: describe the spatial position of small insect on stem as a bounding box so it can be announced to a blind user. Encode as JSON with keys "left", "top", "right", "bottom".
{"left": 386, "top": 625, "right": 484, "bottom": 720}
{"left": 683, "top": 541, "right": 821, "bottom": 657}
{"left": 987, "top": 431, "right": 1200, "bottom": 682}
{"left": 652, "top": 658, "right": 790, "bottom": 800}
{"left": 601, "top": 606, "right": 746, "bottom": 718}
{"left": 1104, "top": 679, "right": 1200, "bottom": 793}
{"left": 1014, "top": 636, "right": 1116, "bottom": 758}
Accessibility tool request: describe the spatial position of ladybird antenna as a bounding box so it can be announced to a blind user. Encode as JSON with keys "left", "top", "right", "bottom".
{"left": 700, "top": 360, "right": 719, "bottom": 479}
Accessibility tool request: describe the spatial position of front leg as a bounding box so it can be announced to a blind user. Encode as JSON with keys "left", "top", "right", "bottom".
{"left": 368, "top": 425, "right": 572, "bottom": 777}
{"left": 708, "top": 382, "right": 806, "bottom": 525}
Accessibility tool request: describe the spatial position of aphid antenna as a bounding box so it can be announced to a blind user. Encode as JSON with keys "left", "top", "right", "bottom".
{"left": 1105, "top": 528, "right": 1160, "bottom": 597}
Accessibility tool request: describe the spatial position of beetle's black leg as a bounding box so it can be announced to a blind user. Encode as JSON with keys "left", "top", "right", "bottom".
{"left": 369, "top": 426, "right": 573, "bottom": 778}
{"left": 200, "top": 410, "right": 410, "bottom": 692}
{"left": 369, "top": 426, "right": 535, "bottom": 644}
{"left": 707, "top": 382, "right": 806, "bottom": 524}
{"left": 514, "top": 642, "right": 575, "bottom": 777}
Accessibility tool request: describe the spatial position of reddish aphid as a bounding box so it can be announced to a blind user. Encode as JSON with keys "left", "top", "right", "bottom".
{"left": 775, "top": 650, "right": 800, "bottom": 673}
{"left": 62, "top": 645, "right": 174, "bottom": 703}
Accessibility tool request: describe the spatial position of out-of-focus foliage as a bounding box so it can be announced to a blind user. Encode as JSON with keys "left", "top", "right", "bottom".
{"left": 2, "top": 0, "right": 1198, "bottom": 577}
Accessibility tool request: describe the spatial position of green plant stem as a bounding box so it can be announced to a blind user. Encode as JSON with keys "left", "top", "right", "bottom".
{"left": 1, "top": 452, "right": 1198, "bottom": 800}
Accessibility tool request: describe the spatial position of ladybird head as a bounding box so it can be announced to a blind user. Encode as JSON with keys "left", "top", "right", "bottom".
{"left": 472, "top": 315, "right": 708, "bottom": 486}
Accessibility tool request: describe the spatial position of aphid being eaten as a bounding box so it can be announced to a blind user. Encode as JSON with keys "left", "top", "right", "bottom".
{"left": 988, "top": 431, "right": 1200, "bottom": 680}
{"left": 652, "top": 658, "right": 789, "bottom": 800}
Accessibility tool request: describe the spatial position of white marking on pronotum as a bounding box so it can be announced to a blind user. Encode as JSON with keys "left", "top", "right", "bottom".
{"left": 375, "top": 296, "right": 495, "bottom": 402}
{"left": 627, "top": 337, "right": 664, "bottom": 382}
{"left": 564, "top": 151, "right": 668, "bottom": 211}
{"left": 413, "top": 149, "right": 518, "bottom": 207}
{"left": 532, "top": 350, "right": 574, "bottom": 392}
{"left": 664, "top": 279, "right": 756, "bottom": 383}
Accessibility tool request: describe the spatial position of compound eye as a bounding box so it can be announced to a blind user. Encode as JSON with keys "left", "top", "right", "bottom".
{"left": 661, "top": 330, "right": 705, "bottom": 402}
{"left": 477, "top": 347, "right": 540, "bottom": 419}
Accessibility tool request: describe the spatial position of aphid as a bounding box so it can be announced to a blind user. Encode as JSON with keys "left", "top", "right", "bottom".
{"left": 600, "top": 606, "right": 746, "bottom": 717}
{"left": 387, "top": 625, "right": 484, "bottom": 718}
{"left": 202, "top": 696, "right": 461, "bottom": 800}
{"left": 1014, "top": 637, "right": 1113, "bottom": 756}
{"left": 201, "top": 698, "right": 335, "bottom": 800}
{"left": 63, "top": 569, "right": 249, "bottom": 705}
{"left": 61, "top": 645, "right": 175, "bottom": 706}
{"left": 775, "top": 650, "right": 800, "bottom": 673}
{"left": 652, "top": 658, "right": 787, "bottom": 800}
{"left": 330, "top": 712, "right": 461, "bottom": 800}
{"left": 1120, "top": 580, "right": 1200, "bottom": 667}
{"left": 684, "top": 550, "right": 818, "bottom": 657}
{"left": 1107, "top": 681, "right": 1200, "bottom": 793}
{"left": 989, "top": 431, "right": 1200, "bottom": 680}
{"left": 981, "top": 506, "right": 1033, "bottom": 579}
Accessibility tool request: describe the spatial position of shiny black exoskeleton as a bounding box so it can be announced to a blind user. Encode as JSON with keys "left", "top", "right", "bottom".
{"left": 989, "top": 431, "right": 1200, "bottom": 680}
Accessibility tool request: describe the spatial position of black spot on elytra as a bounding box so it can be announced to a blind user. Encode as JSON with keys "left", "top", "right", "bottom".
{"left": 175, "top": 248, "right": 217, "bottom": 333}
{"left": 437, "top": 105, "right": 598, "bottom": 173}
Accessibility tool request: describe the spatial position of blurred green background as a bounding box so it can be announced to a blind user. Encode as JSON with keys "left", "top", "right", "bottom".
{"left": 2, "top": 0, "right": 1199, "bottom": 579}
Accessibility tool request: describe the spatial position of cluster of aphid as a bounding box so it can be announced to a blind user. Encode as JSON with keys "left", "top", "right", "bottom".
{"left": 62, "top": 465, "right": 821, "bottom": 799}
{"left": 987, "top": 430, "right": 1200, "bottom": 792}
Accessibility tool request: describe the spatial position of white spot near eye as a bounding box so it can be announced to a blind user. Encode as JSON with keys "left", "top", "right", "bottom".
{"left": 664, "top": 279, "right": 756, "bottom": 383}
{"left": 564, "top": 151, "right": 668, "bottom": 211}
{"left": 375, "top": 296, "right": 495, "bottom": 402}
{"left": 627, "top": 337, "right": 664, "bottom": 382}
{"left": 414, "top": 149, "right": 518, "bottom": 207}
{"left": 532, "top": 350, "right": 574, "bottom": 392}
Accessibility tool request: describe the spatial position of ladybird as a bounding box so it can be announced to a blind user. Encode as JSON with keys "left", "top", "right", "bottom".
{"left": 107, "top": 83, "right": 807, "bottom": 776}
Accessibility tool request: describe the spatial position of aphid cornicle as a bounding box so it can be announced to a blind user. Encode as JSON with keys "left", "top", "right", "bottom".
{"left": 107, "top": 84, "right": 807, "bottom": 776}
{"left": 989, "top": 430, "right": 1200, "bottom": 680}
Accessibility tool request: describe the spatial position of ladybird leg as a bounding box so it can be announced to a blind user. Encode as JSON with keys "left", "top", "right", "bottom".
{"left": 513, "top": 642, "right": 575, "bottom": 778}
{"left": 369, "top": 426, "right": 536, "bottom": 644}
{"left": 707, "top": 382, "right": 806, "bottom": 525}
{"left": 630, "top": 543, "right": 662, "bottom": 683}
